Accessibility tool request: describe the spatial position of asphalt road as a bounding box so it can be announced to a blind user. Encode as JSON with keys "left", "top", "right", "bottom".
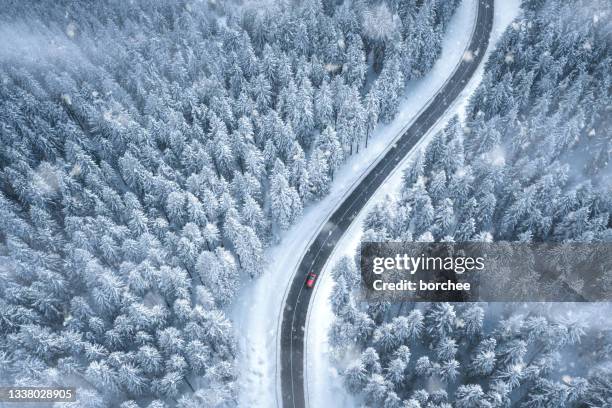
{"left": 279, "top": 1, "right": 494, "bottom": 407}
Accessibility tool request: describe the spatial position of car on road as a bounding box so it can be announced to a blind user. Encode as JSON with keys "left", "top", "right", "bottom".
{"left": 305, "top": 272, "right": 318, "bottom": 288}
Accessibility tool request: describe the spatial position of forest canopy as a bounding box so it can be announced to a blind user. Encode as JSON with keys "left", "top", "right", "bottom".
{"left": 329, "top": 0, "right": 612, "bottom": 406}
{"left": 0, "top": 0, "right": 462, "bottom": 406}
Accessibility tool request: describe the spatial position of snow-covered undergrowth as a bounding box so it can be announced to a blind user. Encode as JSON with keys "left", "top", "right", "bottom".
{"left": 327, "top": 0, "right": 612, "bottom": 406}
{"left": 0, "top": 0, "right": 467, "bottom": 406}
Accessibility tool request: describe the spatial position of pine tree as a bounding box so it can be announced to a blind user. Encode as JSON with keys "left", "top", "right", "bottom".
{"left": 314, "top": 126, "right": 344, "bottom": 180}
{"left": 233, "top": 225, "right": 264, "bottom": 278}
{"left": 343, "top": 34, "right": 367, "bottom": 87}
{"left": 315, "top": 80, "right": 334, "bottom": 131}
{"left": 364, "top": 89, "right": 381, "bottom": 148}
{"left": 454, "top": 384, "right": 486, "bottom": 408}
{"left": 270, "top": 159, "right": 303, "bottom": 231}
{"left": 344, "top": 361, "right": 368, "bottom": 392}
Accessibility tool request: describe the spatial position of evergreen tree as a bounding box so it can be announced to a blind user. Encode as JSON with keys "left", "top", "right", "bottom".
{"left": 270, "top": 159, "right": 303, "bottom": 231}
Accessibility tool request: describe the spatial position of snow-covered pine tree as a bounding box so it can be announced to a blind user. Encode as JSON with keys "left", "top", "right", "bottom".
{"left": 330, "top": 0, "right": 612, "bottom": 405}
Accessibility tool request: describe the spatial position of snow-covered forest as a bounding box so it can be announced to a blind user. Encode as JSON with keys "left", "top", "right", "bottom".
{"left": 329, "top": 0, "right": 612, "bottom": 406}
{"left": 0, "top": 0, "right": 465, "bottom": 406}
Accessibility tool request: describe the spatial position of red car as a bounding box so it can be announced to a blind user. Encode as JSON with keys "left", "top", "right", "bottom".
{"left": 305, "top": 272, "right": 318, "bottom": 288}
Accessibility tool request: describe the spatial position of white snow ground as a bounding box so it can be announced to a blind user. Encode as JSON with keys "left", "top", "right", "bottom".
{"left": 304, "top": 1, "right": 522, "bottom": 407}
{"left": 230, "top": 0, "right": 520, "bottom": 406}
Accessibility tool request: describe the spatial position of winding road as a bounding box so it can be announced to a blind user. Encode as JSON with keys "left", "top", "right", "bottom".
{"left": 279, "top": 1, "right": 494, "bottom": 407}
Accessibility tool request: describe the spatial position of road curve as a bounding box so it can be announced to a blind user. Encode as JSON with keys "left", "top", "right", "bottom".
{"left": 280, "top": 1, "right": 494, "bottom": 407}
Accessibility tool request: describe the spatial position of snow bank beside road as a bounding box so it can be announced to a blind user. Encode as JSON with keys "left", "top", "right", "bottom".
{"left": 304, "top": 1, "right": 522, "bottom": 407}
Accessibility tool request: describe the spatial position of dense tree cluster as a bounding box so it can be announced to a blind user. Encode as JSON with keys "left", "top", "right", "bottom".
{"left": 330, "top": 0, "right": 612, "bottom": 406}
{"left": 331, "top": 276, "right": 609, "bottom": 408}
{"left": 0, "top": 0, "right": 461, "bottom": 406}
{"left": 365, "top": 1, "right": 611, "bottom": 245}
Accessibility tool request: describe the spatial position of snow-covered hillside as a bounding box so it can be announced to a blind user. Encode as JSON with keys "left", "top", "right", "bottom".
{"left": 325, "top": 0, "right": 612, "bottom": 406}
{"left": 1, "top": 0, "right": 609, "bottom": 406}
{"left": 0, "top": 0, "right": 465, "bottom": 406}
{"left": 230, "top": 0, "right": 493, "bottom": 406}
{"left": 305, "top": 1, "right": 522, "bottom": 406}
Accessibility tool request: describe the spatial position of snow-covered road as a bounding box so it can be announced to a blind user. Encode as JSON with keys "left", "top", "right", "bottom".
{"left": 230, "top": 1, "right": 520, "bottom": 406}
{"left": 304, "top": 1, "right": 522, "bottom": 407}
